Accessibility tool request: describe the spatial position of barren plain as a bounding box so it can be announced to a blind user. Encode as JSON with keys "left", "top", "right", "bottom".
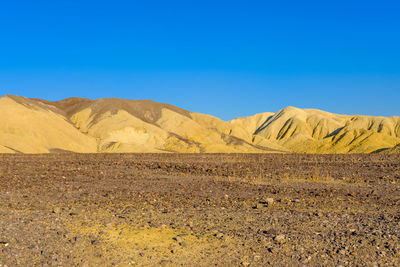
{"left": 0, "top": 153, "right": 399, "bottom": 266}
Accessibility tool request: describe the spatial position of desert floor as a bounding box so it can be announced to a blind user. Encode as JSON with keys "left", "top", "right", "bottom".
{"left": 0, "top": 153, "right": 399, "bottom": 266}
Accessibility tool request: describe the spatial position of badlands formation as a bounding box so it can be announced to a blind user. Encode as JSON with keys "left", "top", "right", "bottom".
{"left": 0, "top": 95, "right": 399, "bottom": 154}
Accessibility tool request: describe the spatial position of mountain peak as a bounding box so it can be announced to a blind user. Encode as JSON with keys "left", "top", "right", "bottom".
{"left": 0, "top": 96, "right": 399, "bottom": 154}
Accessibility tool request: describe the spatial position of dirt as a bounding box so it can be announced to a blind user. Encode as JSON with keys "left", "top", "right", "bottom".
{"left": 0, "top": 153, "right": 399, "bottom": 266}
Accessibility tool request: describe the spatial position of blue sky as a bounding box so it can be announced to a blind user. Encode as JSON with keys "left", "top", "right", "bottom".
{"left": 0, "top": 0, "right": 399, "bottom": 120}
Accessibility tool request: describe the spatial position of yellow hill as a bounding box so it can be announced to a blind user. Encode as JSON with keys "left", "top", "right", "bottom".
{"left": 0, "top": 95, "right": 398, "bottom": 153}
{"left": 49, "top": 97, "right": 271, "bottom": 153}
{"left": 0, "top": 96, "right": 97, "bottom": 153}
{"left": 375, "top": 143, "right": 400, "bottom": 153}
{"left": 251, "top": 107, "right": 400, "bottom": 153}
{"left": 0, "top": 145, "right": 16, "bottom": 153}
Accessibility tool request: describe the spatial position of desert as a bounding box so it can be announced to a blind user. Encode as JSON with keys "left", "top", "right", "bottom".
{"left": 2, "top": 1, "right": 399, "bottom": 266}
{"left": 1, "top": 95, "right": 400, "bottom": 266}
{"left": 0, "top": 153, "right": 399, "bottom": 266}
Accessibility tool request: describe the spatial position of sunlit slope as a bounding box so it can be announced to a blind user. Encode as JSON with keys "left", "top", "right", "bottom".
{"left": 55, "top": 97, "right": 269, "bottom": 153}
{"left": 0, "top": 96, "right": 97, "bottom": 153}
{"left": 0, "top": 145, "right": 15, "bottom": 153}
{"left": 0, "top": 95, "right": 398, "bottom": 153}
{"left": 375, "top": 143, "right": 400, "bottom": 153}
{"left": 251, "top": 107, "right": 400, "bottom": 153}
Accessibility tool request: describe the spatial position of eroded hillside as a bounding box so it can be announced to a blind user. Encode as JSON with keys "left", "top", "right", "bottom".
{"left": 0, "top": 95, "right": 399, "bottom": 153}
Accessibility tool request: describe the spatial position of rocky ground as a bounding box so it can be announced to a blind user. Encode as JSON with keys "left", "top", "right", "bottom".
{"left": 0, "top": 153, "right": 399, "bottom": 266}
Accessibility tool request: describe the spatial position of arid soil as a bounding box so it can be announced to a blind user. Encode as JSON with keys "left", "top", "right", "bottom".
{"left": 0, "top": 153, "right": 399, "bottom": 266}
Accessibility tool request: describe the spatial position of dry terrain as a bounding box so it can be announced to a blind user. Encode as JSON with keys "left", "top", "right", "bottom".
{"left": 1, "top": 95, "right": 399, "bottom": 154}
{"left": 0, "top": 153, "right": 399, "bottom": 266}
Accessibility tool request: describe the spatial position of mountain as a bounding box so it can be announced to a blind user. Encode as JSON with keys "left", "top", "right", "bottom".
{"left": 250, "top": 106, "right": 400, "bottom": 153}
{"left": 0, "top": 95, "right": 399, "bottom": 153}
{"left": 375, "top": 143, "right": 400, "bottom": 153}
{"left": 0, "top": 95, "right": 96, "bottom": 153}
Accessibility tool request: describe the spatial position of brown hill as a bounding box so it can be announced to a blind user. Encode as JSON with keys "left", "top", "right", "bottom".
{"left": 0, "top": 95, "right": 399, "bottom": 153}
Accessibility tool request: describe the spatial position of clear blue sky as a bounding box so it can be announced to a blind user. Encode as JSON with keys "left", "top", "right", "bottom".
{"left": 1, "top": 0, "right": 399, "bottom": 120}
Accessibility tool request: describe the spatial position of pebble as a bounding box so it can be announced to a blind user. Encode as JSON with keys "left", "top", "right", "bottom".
{"left": 262, "top": 229, "right": 278, "bottom": 235}
{"left": 268, "top": 247, "right": 280, "bottom": 253}
{"left": 302, "top": 256, "right": 312, "bottom": 263}
{"left": 256, "top": 198, "right": 274, "bottom": 208}
{"left": 253, "top": 203, "right": 263, "bottom": 209}
{"left": 173, "top": 236, "right": 183, "bottom": 243}
{"left": 265, "top": 198, "right": 274, "bottom": 205}
{"left": 314, "top": 211, "right": 323, "bottom": 217}
{"left": 274, "top": 234, "right": 286, "bottom": 243}
{"left": 160, "top": 260, "right": 169, "bottom": 266}
{"left": 52, "top": 207, "right": 61, "bottom": 214}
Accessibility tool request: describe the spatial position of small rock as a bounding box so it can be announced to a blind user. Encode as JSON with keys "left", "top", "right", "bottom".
{"left": 52, "top": 207, "right": 61, "bottom": 214}
{"left": 160, "top": 260, "right": 169, "bottom": 266}
{"left": 265, "top": 198, "right": 274, "bottom": 205}
{"left": 274, "top": 234, "right": 285, "bottom": 243}
{"left": 267, "top": 247, "right": 280, "bottom": 253}
{"left": 257, "top": 198, "right": 274, "bottom": 207}
{"left": 262, "top": 229, "right": 278, "bottom": 235}
{"left": 41, "top": 250, "right": 47, "bottom": 257}
{"left": 173, "top": 236, "right": 183, "bottom": 243}
{"left": 314, "top": 210, "right": 323, "bottom": 217}
{"left": 179, "top": 241, "right": 187, "bottom": 247}
{"left": 349, "top": 229, "right": 357, "bottom": 236}
{"left": 302, "top": 256, "right": 312, "bottom": 263}
{"left": 215, "top": 232, "right": 224, "bottom": 239}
